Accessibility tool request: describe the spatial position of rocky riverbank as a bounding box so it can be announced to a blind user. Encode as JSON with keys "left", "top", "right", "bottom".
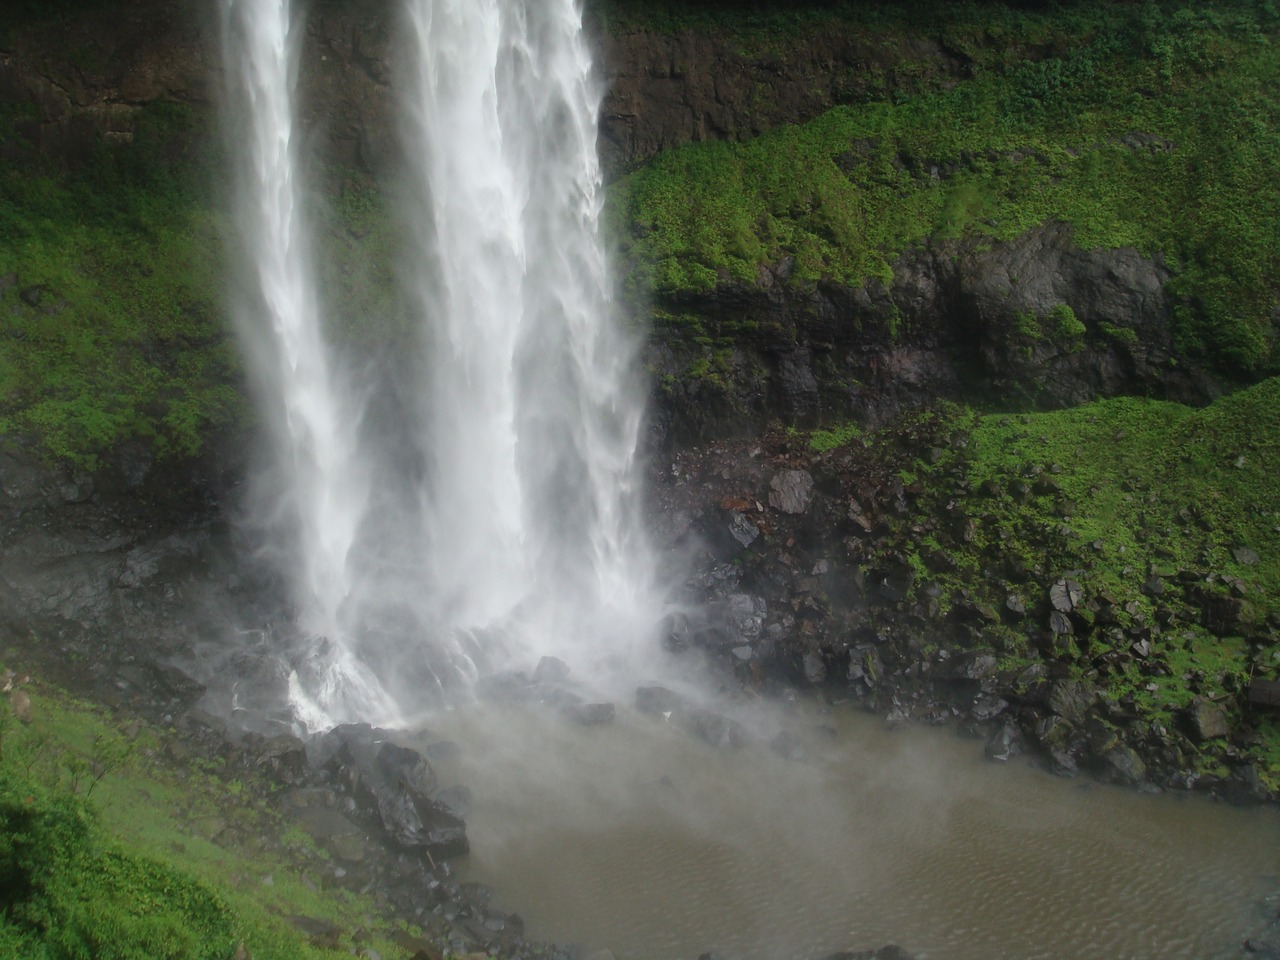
{"left": 649, "top": 383, "right": 1280, "bottom": 805}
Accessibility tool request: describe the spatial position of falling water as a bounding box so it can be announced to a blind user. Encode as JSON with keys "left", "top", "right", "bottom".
{"left": 221, "top": 0, "right": 662, "bottom": 728}
{"left": 220, "top": 0, "right": 400, "bottom": 727}
{"left": 399, "top": 0, "right": 658, "bottom": 686}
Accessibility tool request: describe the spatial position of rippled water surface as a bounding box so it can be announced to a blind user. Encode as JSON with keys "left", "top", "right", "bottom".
{"left": 418, "top": 700, "right": 1279, "bottom": 960}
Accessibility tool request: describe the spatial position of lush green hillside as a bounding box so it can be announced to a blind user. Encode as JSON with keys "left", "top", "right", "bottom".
{"left": 0, "top": 678, "right": 407, "bottom": 959}
{"left": 610, "top": 0, "right": 1280, "bottom": 377}
{"left": 797, "top": 377, "right": 1280, "bottom": 790}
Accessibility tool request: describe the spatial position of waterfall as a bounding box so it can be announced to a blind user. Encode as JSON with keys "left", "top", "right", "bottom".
{"left": 221, "top": 0, "right": 662, "bottom": 729}
{"left": 219, "top": 0, "right": 399, "bottom": 727}
{"left": 400, "top": 0, "right": 658, "bottom": 683}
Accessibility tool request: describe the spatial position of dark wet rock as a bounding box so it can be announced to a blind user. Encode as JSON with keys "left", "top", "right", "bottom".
{"left": 1003, "top": 594, "right": 1027, "bottom": 621}
{"left": 803, "top": 652, "right": 828, "bottom": 684}
{"left": 727, "top": 511, "right": 761, "bottom": 548}
{"left": 377, "top": 742, "right": 437, "bottom": 799}
{"left": 1198, "top": 592, "right": 1257, "bottom": 635}
{"left": 953, "top": 652, "right": 998, "bottom": 681}
{"left": 532, "top": 655, "right": 571, "bottom": 683}
{"left": 254, "top": 734, "right": 309, "bottom": 786}
{"left": 1049, "top": 578, "right": 1083, "bottom": 612}
{"left": 969, "top": 694, "right": 1008, "bottom": 723}
{"left": 1179, "top": 697, "right": 1230, "bottom": 742}
{"left": 768, "top": 469, "right": 814, "bottom": 514}
{"left": 1233, "top": 546, "right": 1261, "bottom": 566}
{"left": 1140, "top": 575, "right": 1166, "bottom": 597}
{"left": 770, "top": 729, "right": 807, "bottom": 761}
{"left": 683, "top": 709, "right": 748, "bottom": 749}
{"left": 375, "top": 787, "right": 469, "bottom": 857}
{"left": 636, "top": 685, "right": 687, "bottom": 716}
{"left": 562, "top": 701, "right": 616, "bottom": 726}
{"left": 434, "top": 784, "right": 472, "bottom": 819}
{"left": 1048, "top": 680, "right": 1097, "bottom": 724}
{"left": 984, "top": 721, "right": 1024, "bottom": 761}
{"left": 1048, "top": 610, "right": 1074, "bottom": 635}
{"left": 1100, "top": 744, "right": 1147, "bottom": 786}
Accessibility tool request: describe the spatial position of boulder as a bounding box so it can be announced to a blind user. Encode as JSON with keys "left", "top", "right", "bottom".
{"left": 562, "top": 702, "right": 616, "bottom": 726}
{"left": 768, "top": 470, "right": 814, "bottom": 514}
{"left": 683, "top": 709, "right": 748, "bottom": 750}
{"left": 1100, "top": 745, "right": 1147, "bottom": 786}
{"left": 532, "top": 656, "right": 571, "bottom": 683}
{"left": 1047, "top": 679, "right": 1097, "bottom": 724}
{"left": 1179, "top": 697, "right": 1230, "bottom": 742}
{"left": 635, "top": 686, "right": 686, "bottom": 716}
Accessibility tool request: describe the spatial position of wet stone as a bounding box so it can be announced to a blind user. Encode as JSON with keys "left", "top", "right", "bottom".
{"left": 1048, "top": 680, "right": 1097, "bottom": 724}
{"left": 377, "top": 742, "right": 437, "bottom": 799}
{"left": 1049, "top": 578, "right": 1083, "bottom": 612}
{"left": 770, "top": 729, "right": 807, "bottom": 761}
{"left": 1232, "top": 546, "right": 1261, "bottom": 566}
{"left": 984, "top": 722, "right": 1024, "bottom": 762}
{"left": 532, "top": 656, "right": 571, "bottom": 683}
{"left": 635, "top": 686, "right": 686, "bottom": 716}
{"left": 727, "top": 511, "right": 760, "bottom": 548}
{"left": 562, "top": 701, "right": 615, "bottom": 726}
{"left": 1179, "top": 697, "right": 1230, "bottom": 742}
{"left": 1004, "top": 594, "right": 1027, "bottom": 620}
{"left": 768, "top": 469, "right": 814, "bottom": 514}
{"left": 1102, "top": 745, "right": 1148, "bottom": 786}
{"left": 803, "top": 652, "right": 827, "bottom": 684}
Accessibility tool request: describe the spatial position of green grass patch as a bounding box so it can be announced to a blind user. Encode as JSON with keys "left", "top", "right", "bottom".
{"left": 0, "top": 678, "right": 411, "bottom": 960}
{"left": 608, "top": 0, "right": 1280, "bottom": 378}
{"left": 809, "top": 421, "right": 861, "bottom": 452}
{"left": 0, "top": 104, "right": 241, "bottom": 470}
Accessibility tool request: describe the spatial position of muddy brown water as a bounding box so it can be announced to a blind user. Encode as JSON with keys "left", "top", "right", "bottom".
{"left": 414, "top": 699, "right": 1280, "bottom": 960}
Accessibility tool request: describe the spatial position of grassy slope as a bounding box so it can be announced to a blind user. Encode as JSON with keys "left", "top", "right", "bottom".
{"left": 808, "top": 377, "right": 1280, "bottom": 788}
{"left": 609, "top": 0, "right": 1280, "bottom": 378}
{"left": 0, "top": 677, "right": 412, "bottom": 959}
{"left": 0, "top": 102, "right": 402, "bottom": 471}
{"left": 0, "top": 104, "right": 239, "bottom": 471}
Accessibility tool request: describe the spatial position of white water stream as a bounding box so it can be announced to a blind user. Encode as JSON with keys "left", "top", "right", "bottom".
{"left": 221, "top": 0, "right": 662, "bottom": 727}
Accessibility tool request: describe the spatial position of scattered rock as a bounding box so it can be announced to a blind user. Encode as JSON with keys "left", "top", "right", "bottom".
{"left": 1049, "top": 578, "right": 1083, "bottom": 612}
{"left": 1232, "top": 546, "right": 1260, "bottom": 566}
{"left": 532, "top": 656, "right": 571, "bottom": 683}
{"left": 9, "top": 689, "right": 32, "bottom": 723}
{"left": 635, "top": 686, "right": 686, "bottom": 716}
{"left": 1179, "top": 697, "right": 1230, "bottom": 742}
{"left": 769, "top": 470, "right": 814, "bottom": 514}
{"left": 562, "top": 701, "right": 615, "bottom": 726}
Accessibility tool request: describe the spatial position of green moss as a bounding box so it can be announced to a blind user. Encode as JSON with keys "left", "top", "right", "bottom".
{"left": 825, "top": 379, "right": 1279, "bottom": 783}
{"left": 0, "top": 103, "right": 242, "bottom": 470}
{"left": 610, "top": 0, "right": 1280, "bottom": 378}
{"left": 809, "top": 421, "right": 862, "bottom": 452}
{"left": 1050, "top": 303, "right": 1085, "bottom": 340}
{"left": 0, "top": 679, "right": 405, "bottom": 960}
{"left": 1099, "top": 321, "right": 1140, "bottom": 344}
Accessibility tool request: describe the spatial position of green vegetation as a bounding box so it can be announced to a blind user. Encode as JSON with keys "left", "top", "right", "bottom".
{"left": 0, "top": 104, "right": 239, "bottom": 471}
{"left": 609, "top": 0, "right": 1280, "bottom": 378}
{"left": 809, "top": 421, "right": 861, "bottom": 452}
{"left": 0, "top": 105, "right": 404, "bottom": 469}
{"left": 0, "top": 676, "right": 408, "bottom": 959}
{"left": 809, "top": 378, "right": 1280, "bottom": 788}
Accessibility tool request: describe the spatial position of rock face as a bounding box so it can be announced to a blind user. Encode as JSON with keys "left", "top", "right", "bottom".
{"left": 0, "top": 1, "right": 975, "bottom": 174}
{"left": 647, "top": 224, "right": 1218, "bottom": 444}
{"left": 595, "top": 23, "right": 973, "bottom": 169}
